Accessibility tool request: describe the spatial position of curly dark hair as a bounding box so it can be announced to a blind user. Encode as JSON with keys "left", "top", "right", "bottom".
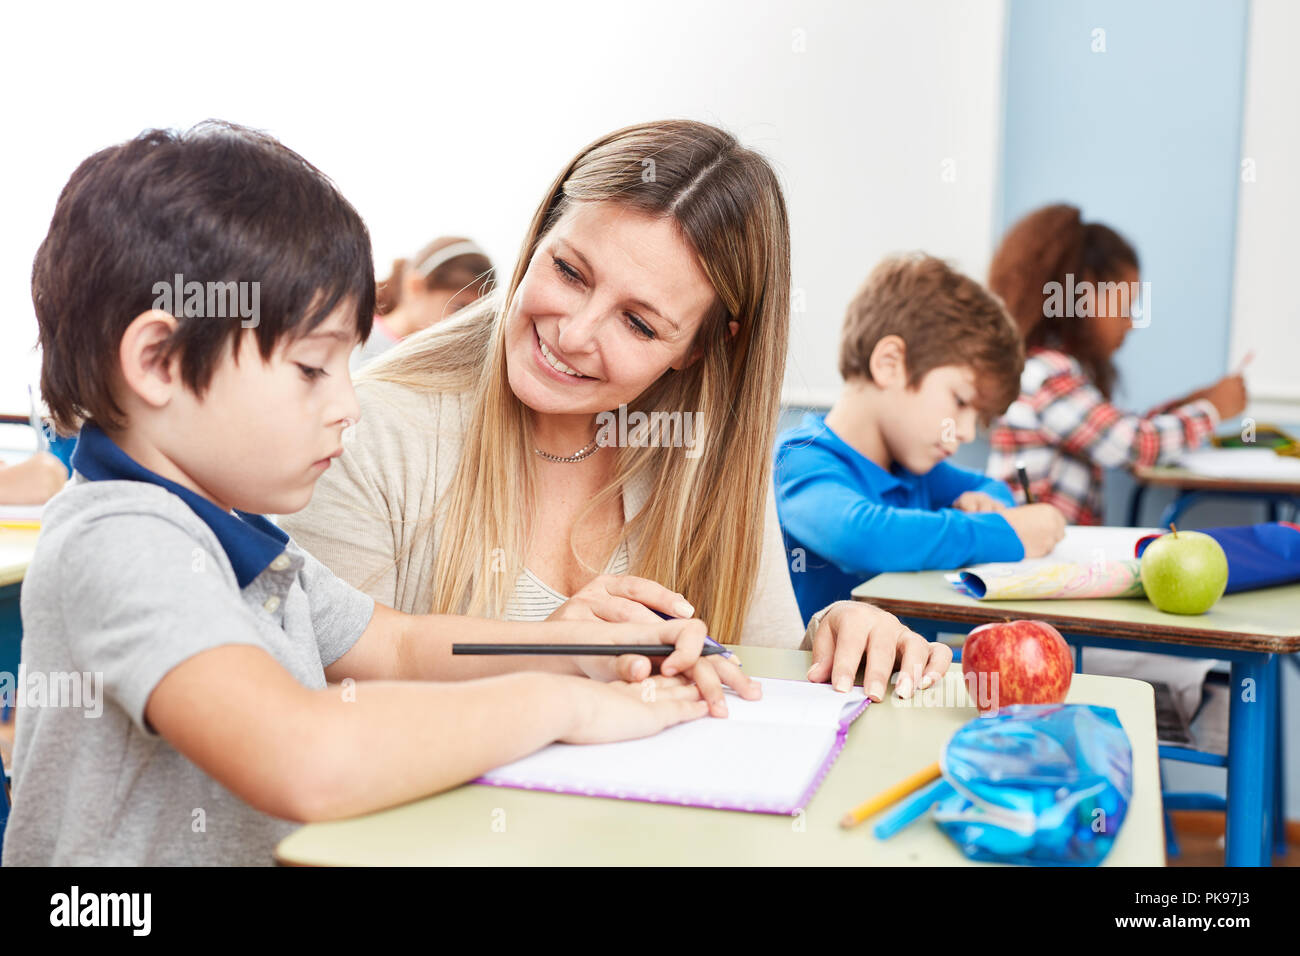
{"left": 988, "top": 204, "right": 1138, "bottom": 399}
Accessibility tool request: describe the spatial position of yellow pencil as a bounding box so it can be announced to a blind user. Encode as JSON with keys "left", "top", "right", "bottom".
{"left": 0, "top": 521, "right": 41, "bottom": 531}
{"left": 840, "top": 761, "right": 942, "bottom": 828}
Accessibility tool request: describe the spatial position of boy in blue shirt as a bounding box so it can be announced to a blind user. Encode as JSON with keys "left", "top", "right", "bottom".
{"left": 5, "top": 122, "right": 744, "bottom": 865}
{"left": 776, "top": 255, "right": 1067, "bottom": 624}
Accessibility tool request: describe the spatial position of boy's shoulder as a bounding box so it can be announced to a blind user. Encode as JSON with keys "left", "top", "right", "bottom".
{"left": 38, "top": 475, "right": 223, "bottom": 551}
{"left": 27, "top": 476, "right": 237, "bottom": 595}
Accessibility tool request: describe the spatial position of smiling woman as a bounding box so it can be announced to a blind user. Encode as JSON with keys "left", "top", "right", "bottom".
{"left": 282, "top": 119, "right": 951, "bottom": 694}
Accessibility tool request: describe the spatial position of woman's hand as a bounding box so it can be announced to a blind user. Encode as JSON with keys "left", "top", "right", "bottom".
{"left": 550, "top": 576, "right": 760, "bottom": 717}
{"left": 951, "top": 491, "right": 1007, "bottom": 513}
{"left": 805, "top": 601, "right": 953, "bottom": 702}
{"left": 561, "top": 675, "right": 709, "bottom": 744}
{"left": 548, "top": 573, "right": 696, "bottom": 625}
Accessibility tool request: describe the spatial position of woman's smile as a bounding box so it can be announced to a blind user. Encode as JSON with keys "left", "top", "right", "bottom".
{"left": 534, "top": 323, "right": 597, "bottom": 382}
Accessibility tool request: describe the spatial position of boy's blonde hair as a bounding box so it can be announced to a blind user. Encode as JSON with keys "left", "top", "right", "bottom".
{"left": 838, "top": 254, "right": 1024, "bottom": 420}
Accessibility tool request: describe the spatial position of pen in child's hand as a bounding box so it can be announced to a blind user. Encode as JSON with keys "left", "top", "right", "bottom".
{"left": 1015, "top": 460, "right": 1033, "bottom": 504}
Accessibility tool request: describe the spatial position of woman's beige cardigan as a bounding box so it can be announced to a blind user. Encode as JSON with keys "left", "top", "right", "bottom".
{"left": 281, "top": 380, "right": 814, "bottom": 649}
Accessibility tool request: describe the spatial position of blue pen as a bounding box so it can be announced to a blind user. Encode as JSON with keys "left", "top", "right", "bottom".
{"left": 29, "top": 386, "right": 49, "bottom": 453}
{"left": 872, "top": 779, "right": 954, "bottom": 840}
{"left": 653, "top": 608, "right": 738, "bottom": 663}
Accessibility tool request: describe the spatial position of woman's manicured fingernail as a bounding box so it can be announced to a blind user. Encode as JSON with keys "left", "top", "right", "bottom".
{"left": 868, "top": 680, "right": 885, "bottom": 701}
{"left": 833, "top": 675, "right": 851, "bottom": 693}
{"left": 675, "top": 600, "right": 694, "bottom": 617}
{"left": 921, "top": 673, "right": 936, "bottom": 689}
{"left": 896, "top": 674, "right": 913, "bottom": 698}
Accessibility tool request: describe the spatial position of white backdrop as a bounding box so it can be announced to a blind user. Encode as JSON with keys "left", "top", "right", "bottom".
{"left": 1229, "top": 0, "right": 1300, "bottom": 425}
{"left": 0, "top": 0, "right": 1006, "bottom": 414}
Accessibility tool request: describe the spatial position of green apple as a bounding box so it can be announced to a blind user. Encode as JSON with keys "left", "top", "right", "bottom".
{"left": 1140, "top": 530, "right": 1229, "bottom": 614}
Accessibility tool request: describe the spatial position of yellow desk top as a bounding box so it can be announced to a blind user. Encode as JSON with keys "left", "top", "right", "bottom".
{"left": 0, "top": 528, "right": 39, "bottom": 589}
{"left": 853, "top": 572, "right": 1300, "bottom": 654}
{"left": 275, "top": 647, "right": 1164, "bottom": 866}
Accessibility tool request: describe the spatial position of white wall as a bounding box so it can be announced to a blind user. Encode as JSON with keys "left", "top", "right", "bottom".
{"left": 1229, "top": 0, "right": 1300, "bottom": 425}
{"left": 0, "top": 0, "right": 1006, "bottom": 414}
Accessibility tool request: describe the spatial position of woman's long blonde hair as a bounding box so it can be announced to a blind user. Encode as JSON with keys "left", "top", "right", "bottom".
{"left": 362, "top": 120, "right": 790, "bottom": 642}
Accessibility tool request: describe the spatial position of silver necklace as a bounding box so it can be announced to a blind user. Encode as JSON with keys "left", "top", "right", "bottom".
{"left": 534, "top": 435, "right": 600, "bottom": 463}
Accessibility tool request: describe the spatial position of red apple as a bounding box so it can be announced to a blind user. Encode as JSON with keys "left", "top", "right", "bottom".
{"left": 961, "top": 620, "right": 1073, "bottom": 714}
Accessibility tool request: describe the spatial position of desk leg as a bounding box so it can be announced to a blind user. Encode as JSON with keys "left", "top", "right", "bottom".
{"left": 1274, "top": 657, "right": 1287, "bottom": 859}
{"left": 1127, "top": 483, "right": 1149, "bottom": 527}
{"left": 1226, "top": 655, "right": 1276, "bottom": 866}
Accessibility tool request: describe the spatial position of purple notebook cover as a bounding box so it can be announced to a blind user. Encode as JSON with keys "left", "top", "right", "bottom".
{"left": 473, "top": 696, "right": 871, "bottom": 815}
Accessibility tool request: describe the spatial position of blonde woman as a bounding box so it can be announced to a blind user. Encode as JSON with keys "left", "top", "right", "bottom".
{"left": 283, "top": 120, "right": 952, "bottom": 709}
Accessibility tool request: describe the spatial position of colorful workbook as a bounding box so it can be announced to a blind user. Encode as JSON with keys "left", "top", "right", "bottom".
{"left": 946, "top": 526, "right": 1161, "bottom": 600}
{"left": 476, "top": 678, "right": 869, "bottom": 814}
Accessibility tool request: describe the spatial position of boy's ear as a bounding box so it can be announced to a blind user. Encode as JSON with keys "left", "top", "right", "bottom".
{"left": 118, "top": 309, "right": 181, "bottom": 409}
{"left": 868, "top": 334, "right": 908, "bottom": 388}
{"left": 675, "top": 319, "right": 740, "bottom": 370}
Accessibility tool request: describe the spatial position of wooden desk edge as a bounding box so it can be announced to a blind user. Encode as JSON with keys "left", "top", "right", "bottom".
{"left": 851, "top": 591, "right": 1300, "bottom": 654}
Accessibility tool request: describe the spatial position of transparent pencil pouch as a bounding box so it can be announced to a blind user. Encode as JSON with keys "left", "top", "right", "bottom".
{"left": 933, "top": 704, "right": 1133, "bottom": 866}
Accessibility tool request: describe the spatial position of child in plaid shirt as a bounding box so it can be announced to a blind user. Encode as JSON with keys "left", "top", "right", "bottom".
{"left": 985, "top": 204, "right": 1247, "bottom": 524}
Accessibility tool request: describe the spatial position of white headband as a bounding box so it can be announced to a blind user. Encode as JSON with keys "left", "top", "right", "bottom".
{"left": 414, "top": 240, "right": 487, "bottom": 279}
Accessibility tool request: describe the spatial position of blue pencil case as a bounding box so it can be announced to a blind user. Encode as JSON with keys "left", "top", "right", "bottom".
{"left": 933, "top": 704, "right": 1133, "bottom": 866}
{"left": 1136, "top": 522, "right": 1300, "bottom": 593}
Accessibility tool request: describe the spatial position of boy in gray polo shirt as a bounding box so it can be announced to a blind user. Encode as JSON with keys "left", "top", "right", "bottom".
{"left": 4, "top": 122, "right": 744, "bottom": 866}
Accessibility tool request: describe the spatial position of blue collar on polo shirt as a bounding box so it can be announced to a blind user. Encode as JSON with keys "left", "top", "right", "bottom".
{"left": 71, "top": 422, "right": 289, "bottom": 589}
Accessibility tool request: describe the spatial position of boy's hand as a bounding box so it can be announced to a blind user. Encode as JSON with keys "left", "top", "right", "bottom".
{"left": 1000, "top": 503, "right": 1067, "bottom": 558}
{"left": 561, "top": 675, "right": 709, "bottom": 744}
{"left": 951, "top": 491, "right": 1007, "bottom": 513}
{"left": 805, "top": 601, "right": 953, "bottom": 702}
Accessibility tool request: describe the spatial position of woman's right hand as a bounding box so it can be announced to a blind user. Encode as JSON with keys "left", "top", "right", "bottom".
{"left": 1000, "top": 503, "right": 1067, "bottom": 558}
{"left": 549, "top": 575, "right": 760, "bottom": 717}
{"left": 548, "top": 574, "right": 696, "bottom": 625}
{"left": 561, "top": 674, "right": 709, "bottom": 744}
{"left": 1202, "top": 374, "right": 1248, "bottom": 420}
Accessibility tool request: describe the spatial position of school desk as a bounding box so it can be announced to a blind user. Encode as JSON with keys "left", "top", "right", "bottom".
{"left": 1128, "top": 464, "right": 1300, "bottom": 527}
{"left": 851, "top": 573, "right": 1300, "bottom": 867}
{"left": 274, "top": 649, "right": 1164, "bottom": 866}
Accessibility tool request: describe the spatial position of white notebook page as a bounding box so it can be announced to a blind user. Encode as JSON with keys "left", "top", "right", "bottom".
{"left": 477, "top": 678, "right": 868, "bottom": 813}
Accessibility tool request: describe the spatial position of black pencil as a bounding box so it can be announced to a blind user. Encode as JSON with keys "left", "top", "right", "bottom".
{"left": 451, "top": 644, "right": 730, "bottom": 657}
{"left": 1015, "top": 461, "right": 1034, "bottom": 504}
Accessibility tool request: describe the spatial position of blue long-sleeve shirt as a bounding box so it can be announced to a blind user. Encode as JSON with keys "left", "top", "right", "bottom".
{"left": 774, "top": 413, "right": 1024, "bottom": 624}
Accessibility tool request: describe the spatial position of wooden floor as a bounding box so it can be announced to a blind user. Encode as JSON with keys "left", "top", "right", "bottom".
{"left": 0, "top": 717, "right": 1293, "bottom": 866}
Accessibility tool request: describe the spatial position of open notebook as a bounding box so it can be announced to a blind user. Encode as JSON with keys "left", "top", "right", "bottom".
{"left": 476, "top": 678, "right": 869, "bottom": 814}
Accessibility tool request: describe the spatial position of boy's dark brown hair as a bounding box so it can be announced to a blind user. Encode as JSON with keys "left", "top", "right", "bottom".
{"left": 988, "top": 203, "right": 1138, "bottom": 399}
{"left": 33, "top": 120, "right": 375, "bottom": 434}
{"left": 839, "top": 254, "right": 1024, "bottom": 421}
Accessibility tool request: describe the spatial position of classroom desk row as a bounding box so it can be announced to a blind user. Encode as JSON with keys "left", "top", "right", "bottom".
{"left": 852, "top": 572, "right": 1300, "bottom": 868}
{"left": 275, "top": 647, "right": 1166, "bottom": 866}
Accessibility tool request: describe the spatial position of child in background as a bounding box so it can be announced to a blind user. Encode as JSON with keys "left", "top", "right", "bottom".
{"left": 5, "top": 122, "right": 745, "bottom": 866}
{"left": 353, "top": 237, "right": 494, "bottom": 369}
{"left": 0, "top": 451, "right": 66, "bottom": 505}
{"left": 775, "top": 255, "right": 1066, "bottom": 625}
{"left": 985, "top": 204, "right": 1247, "bottom": 524}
